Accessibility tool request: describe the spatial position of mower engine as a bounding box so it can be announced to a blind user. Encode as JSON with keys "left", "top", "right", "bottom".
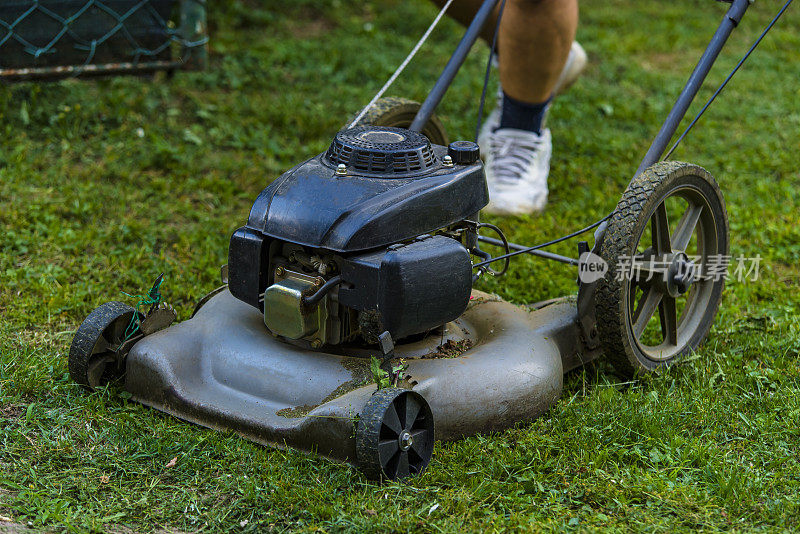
{"left": 228, "top": 126, "right": 488, "bottom": 349}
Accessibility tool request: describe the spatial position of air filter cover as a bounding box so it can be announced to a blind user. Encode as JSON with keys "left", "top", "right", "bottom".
{"left": 326, "top": 126, "right": 438, "bottom": 176}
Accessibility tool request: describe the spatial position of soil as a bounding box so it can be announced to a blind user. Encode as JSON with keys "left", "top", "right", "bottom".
{"left": 425, "top": 339, "right": 473, "bottom": 359}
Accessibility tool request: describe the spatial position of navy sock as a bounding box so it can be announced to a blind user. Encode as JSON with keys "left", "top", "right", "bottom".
{"left": 499, "top": 91, "right": 552, "bottom": 134}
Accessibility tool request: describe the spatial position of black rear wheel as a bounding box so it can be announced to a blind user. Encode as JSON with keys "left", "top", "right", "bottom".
{"left": 356, "top": 388, "right": 435, "bottom": 480}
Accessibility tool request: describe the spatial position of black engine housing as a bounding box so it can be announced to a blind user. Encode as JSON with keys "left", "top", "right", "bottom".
{"left": 228, "top": 126, "right": 487, "bottom": 347}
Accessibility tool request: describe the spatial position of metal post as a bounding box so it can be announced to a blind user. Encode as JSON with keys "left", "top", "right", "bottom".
{"left": 410, "top": 0, "right": 502, "bottom": 132}
{"left": 634, "top": 0, "right": 752, "bottom": 177}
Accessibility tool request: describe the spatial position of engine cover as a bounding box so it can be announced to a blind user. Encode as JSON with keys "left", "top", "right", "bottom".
{"left": 241, "top": 126, "right": 488, "bottom": 253}
{"left": 228, "top": 126, "right": 487, "bottom": 347}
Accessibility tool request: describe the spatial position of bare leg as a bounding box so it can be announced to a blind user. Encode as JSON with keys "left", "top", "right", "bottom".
{"left": 431, "top": 0, "right": 578, "bottom": 103}
{"left": 500, "top": 0, "right": 577, "bottom": 103}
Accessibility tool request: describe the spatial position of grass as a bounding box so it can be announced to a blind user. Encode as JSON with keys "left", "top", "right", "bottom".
{"left": 1, "top": 0, "right": 800, "bottom": 531}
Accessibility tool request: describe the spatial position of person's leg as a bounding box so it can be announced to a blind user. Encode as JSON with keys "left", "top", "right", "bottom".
{"left": 499, "top": 0, "right": 578, "bottom": 105}
{"left": 431, "top": 0, "right": 578, "bottom": 103}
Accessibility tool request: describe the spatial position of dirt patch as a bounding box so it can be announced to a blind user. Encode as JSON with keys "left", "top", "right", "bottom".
{"left": 0, "top": 405, "right": 22, "bottom": 420}
{"left": 771, "top": 261, "right": 800, "bottom": 287}
{"left": 467, "top": 293, "right": 503, "bottom": 310}
{"left": 276, "top": 404, "right": 317, "bottom": 418}
{"left": 0, "top": 522, "right": 33, "bottom": 534}
{"left": 0, "top": 502, "right": 24, "bottom": 534}
{"left": 276, "top": 357, "right": 373, "bottom": 419}
{"left": 639, "top": 51, "right": 695, "bottom": 73}
{"left": 285, "top": 6, "right": 336, "bottom": 40}
{"left": 424, "top": 339, "right": 473, "bottom": 359}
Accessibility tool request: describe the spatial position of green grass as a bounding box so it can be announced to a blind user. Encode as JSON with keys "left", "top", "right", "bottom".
{"left": 2, "top": 0, "right": 800, "bottom": 531}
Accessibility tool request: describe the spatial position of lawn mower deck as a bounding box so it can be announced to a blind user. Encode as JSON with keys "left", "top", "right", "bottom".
{"left": 123, "top": 288, "right": 599, "bottom": 471}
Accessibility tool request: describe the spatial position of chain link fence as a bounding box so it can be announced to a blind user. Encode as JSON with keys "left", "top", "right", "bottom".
{"left": 0, "top": 0, "right": 207, "bottom": 82}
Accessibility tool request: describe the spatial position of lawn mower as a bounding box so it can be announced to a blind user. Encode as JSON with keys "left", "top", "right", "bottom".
{"left": 68, "top": 0, "right": 790, "bottom": 480}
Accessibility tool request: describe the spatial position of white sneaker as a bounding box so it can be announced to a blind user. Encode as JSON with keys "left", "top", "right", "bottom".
{"left": 478, "top": 42, "right": 586, "bottom": 215}
{"left": 483, "top": 128, "right": 552, "bottom": 216}
{"left": 478, "top": 41, "right": 587, "bottom": 147}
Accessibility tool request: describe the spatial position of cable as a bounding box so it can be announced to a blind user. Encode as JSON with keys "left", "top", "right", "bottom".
{"left": 302, "top": 275, "right": 343, "bottom": 307}
{"left": 474, "top": 222, "right": 511, "bottom": 276}
{"left": 348, "top": 0, "right": 455, "bottom": 129}
{"left": 472, "top": 214, "right": 610, "bottom": 270}
{"left": 477, "top": 235, "right": 580, "bottom": 266}
{"left": 474, "top": 0, "right": 507, "bottom": 143}
{"left": 663, "top": 0, "right": 794, "bottom": 161}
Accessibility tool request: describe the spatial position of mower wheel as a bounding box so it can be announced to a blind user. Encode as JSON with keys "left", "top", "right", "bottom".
{"left": 595, "top": 161, "right": 729, "bottom": 377}
{"left": 350, "top": 97, "right": 449, "bottom": 146}
{"left": 356, "top": 387, "right": 435, "bottom": 480}
{"left": 69, "top": 301, "right": 143, "bottom": 390}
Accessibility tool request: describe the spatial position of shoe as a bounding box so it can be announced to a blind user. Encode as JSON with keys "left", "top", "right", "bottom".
{"left": 477, "top": 42, "right": 586, "bottom": 215}
{"left": 482, "top": 127, "right": 552, "bottom": 216}
{"left": 478, "top": 41, "right": 587, "bottom": 147}
{"left": 554, "top": 41, "right": 588, "bottom": 95}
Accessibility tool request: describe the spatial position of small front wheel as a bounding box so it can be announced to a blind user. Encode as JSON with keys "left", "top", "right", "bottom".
{"left": 69, "top": 302, "right": 143, "bottom": 390}
{"left": 356, "top": 388, "right": 435, "bottom": 480}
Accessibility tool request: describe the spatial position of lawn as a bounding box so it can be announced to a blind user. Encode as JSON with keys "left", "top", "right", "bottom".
{"left": 1, "top": 0, "right": 800, "bottom": 531}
